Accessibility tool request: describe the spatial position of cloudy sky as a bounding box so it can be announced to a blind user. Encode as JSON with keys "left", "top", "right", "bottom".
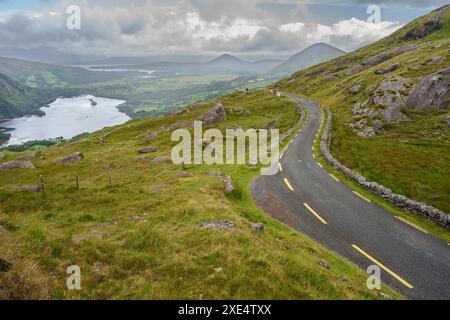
{"left": 0, "top": 0, "right": 446, "bottom": 63}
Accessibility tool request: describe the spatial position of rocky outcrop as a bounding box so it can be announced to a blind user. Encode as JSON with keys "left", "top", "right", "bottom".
{"left": 402, "top": 15, "right": 443, "bottom": 40}
{"left": 320, "top": 109, "right": 449, "bottom": 228}
{"left": 0, "top": 160, "right": 35, "bottom": 170}
{"left": 373, "top": 76, "right": 410, "bottom": 122}
{"left": 362, "top": 45, "right": 418, "bottom": 67}
{"left": 57, "top": 152, "right": 84, "bottom": 163}
{"left": 405, "top": 67, "right": 450, "bottom": 111}
{"left": 201, "top": 103, "right": 227, "bottom": 126}
{"left": 163, "top": 121, "right": 193, "bottom": 131}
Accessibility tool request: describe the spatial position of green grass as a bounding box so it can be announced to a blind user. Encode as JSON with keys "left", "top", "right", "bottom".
{"left": 0, "top": 90, "right": 399, "bottom": 299}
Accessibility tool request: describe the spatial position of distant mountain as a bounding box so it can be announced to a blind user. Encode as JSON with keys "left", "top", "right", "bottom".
{"left": 270, "top": 43, "right": 345, "bottom": 75}
{"left": 0, "top": 56, "right": 132, "bottom": 88}
{"left": 121, "top": 54, "right": 284, "bottom": 76}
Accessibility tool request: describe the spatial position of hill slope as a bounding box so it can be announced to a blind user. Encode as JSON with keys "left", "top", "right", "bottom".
{"left": 0, "top": 72, "right": 57, "bottom": 120}
{"left": 0, "top": 89, "right": 398, "bottom": 299}
{"left": 270, "top": 43, "right": 345, "bottom": 75}
{"left": 274, "top": 5, "right": 450, "bottom": 214}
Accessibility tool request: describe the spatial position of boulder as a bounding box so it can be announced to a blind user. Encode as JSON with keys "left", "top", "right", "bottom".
{"left": 201, "top": 103, "right": 227, "bottom": 126}
{"left": 197, "top": 221, "right": 235, "bottom": 231}
{"left": 222, "top": 175, "right": 234, "bottom": 192}
{"left": 57, "top": 152, "right": 84, "bottom": 163}
{"left": 139, "top": 146, "right": 157, "bottom": 154}
{"left": 251, "top": 223, "right": 265, "bottom": 233}
{"left": 151, "top": 156, "right": 168, "bottom": 164}
{"left": 375, "top": 63, "right": 401, "bottom": 74}
{"left": 134, "top": 156, "right": 149, "bottom": 162}
{"left": 0, "top": 160, "right": 35, "bottom": 170}
{"left": 0, "top": 258, "right": 12, "bottom": 272}
{"left": 344, "top": 64, "right": 364, "bottom": 76}
{"left": 142, "top": 131, "right": 159, "bottom": 142}
{"left": 349, "top": 85, "right": 362, "bottom": 94}
{"left": 405, "top": 67, "right": 450, "bottom": 111}
{"left": 13, "top": 185, "right": 44, "bottom": 192}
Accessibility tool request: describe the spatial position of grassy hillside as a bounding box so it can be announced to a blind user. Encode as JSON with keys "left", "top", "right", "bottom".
{"left": 0, "top": 72, "right": 58, "bottom": 121}
{"left": 0, "top": 90, "right": 398, "bottom": 299}
{"left": 274, "top": 5, "right": 450, "bottom": 215}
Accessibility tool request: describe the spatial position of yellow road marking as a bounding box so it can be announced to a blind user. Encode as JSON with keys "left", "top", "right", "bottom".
{"left": 352, "top": 244, "right": 414, "bottom": 289}
{"left": 329, "top": 174, "right": 340, "bottom": 182}
{"left": 304, "top": 203, "right": 328, "bottom": 225}
{"left": 353, "top": 191, "right": 372, "bottom": 203}
{"left": 284, "top": 178, "right": 294, "bottom": 191}
{"left": 312, "top": 154, "right": 316, "bottom": 159}
{"left": 318, "top": 163, "right": 323, "bottom": 168}
{"left": 395, "top": 216, "right": 428, "bottom": 234}
{"left": 278, "top": 163, "right": 283, "bottom": 172}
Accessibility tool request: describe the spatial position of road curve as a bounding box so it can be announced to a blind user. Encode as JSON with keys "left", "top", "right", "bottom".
{"left": 251, "top": 93, "right": 450, "bottom": 300}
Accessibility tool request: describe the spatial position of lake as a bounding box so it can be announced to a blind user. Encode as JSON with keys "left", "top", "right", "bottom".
{"left": 1, "top": 95, "right": 130, "bottom": 146}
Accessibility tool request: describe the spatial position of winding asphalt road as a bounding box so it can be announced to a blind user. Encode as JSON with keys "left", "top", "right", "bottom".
{"left": 251, "top": 93, "right": 450, "bottom": 300}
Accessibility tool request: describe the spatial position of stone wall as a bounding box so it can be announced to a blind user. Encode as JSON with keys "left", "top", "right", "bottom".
{"left": 320, "top": 108, "right": 449, "bottom": 228}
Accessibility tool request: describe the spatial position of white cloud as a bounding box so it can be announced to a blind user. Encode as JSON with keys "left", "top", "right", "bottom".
{"left": 0, "top": 0, "right": 404, "bottom": 59}
{"left": 280, "top": 22, "right": 305, "bottom": 33}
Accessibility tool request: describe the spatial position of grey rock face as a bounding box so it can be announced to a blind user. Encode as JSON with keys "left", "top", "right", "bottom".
{"left": 405, "top": 67, "right": 450, "bottom": 111}
{"left": 403, "top": 16, "right": 443, "bottom": 40}
{"left": 362, "top": 45, "right": 418, "bottom": 67}
{"left": 57, "top": 152, "right": 84, "bottom": 163}
{"left": 374, "top": 77, "right": 410, "bottom": 122}
{"left": 0, "top": 160, "right": 35, "bottom": 170}
{"left": 201, "top": 103, "right": 227, "bottom": 126}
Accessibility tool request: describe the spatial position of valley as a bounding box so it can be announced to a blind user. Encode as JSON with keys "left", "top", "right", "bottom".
{"left": 0, "top": 2, "right": 449, "bottom": 302}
